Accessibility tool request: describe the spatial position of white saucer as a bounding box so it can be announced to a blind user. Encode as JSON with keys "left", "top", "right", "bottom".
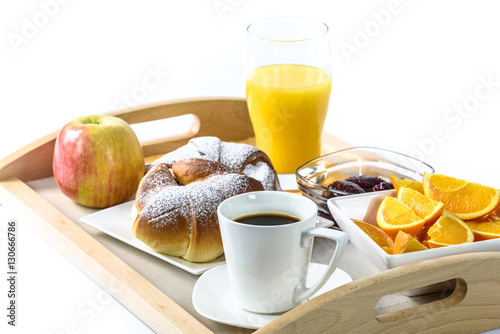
{"left": 192, "top": 263, "right": 352, "bottom": 329}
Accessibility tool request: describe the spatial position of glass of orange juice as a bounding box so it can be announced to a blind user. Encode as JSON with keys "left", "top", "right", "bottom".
{"left": 245, "top": 17, "right": 332, "bottom": 174}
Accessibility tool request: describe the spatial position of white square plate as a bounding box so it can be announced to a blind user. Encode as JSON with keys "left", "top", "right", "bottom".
{"left": 80, "top": 200, "right": 225, "bottom": 275}
{"left": 328, "top": 190, "right": 500, "bottom": 272}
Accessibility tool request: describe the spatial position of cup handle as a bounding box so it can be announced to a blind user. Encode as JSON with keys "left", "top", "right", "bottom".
{"left": 293, "top": 228, "right": 348, "bottom": 304}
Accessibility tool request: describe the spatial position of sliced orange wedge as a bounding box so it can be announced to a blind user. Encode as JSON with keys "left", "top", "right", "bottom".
{"left": 427, "top": 211, "right": 474, "bottom": 248}
{"left": 397, "top": 187, "right": 444, "bottom": 226}
{"left": 393, "top": 230, "right": 428, "bottom": 254}
{"left": 416, "top": 225, "right": 432, "bottom": 248}
{"left": 376, "top": 196, "right": 426, "bottom": 239}
{"left": 352, "top": 219, "right": 394, "bottom": 254}
{"left": 390, "top": 174, "right": 424, "bottom": 194}
{"left": 423, "top": 172, "right": 500, "bottom": 220}
{"left": 465, "top": 211, "right": 500, "bottom": 241}
{"left": 465, "top": 210, "right": 500, "bottom": 224}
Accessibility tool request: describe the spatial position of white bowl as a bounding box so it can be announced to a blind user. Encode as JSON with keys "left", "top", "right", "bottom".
{"left": 327, "top": 191, "right": 500, "bottom": 295}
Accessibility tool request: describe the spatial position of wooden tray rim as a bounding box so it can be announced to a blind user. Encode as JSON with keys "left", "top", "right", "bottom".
{"left": 1, "top": 97, "right": 500, "bottom": 334}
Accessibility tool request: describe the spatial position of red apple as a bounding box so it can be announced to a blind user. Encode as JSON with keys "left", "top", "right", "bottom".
{"left": 53, "top": 115, "right": 144, "bottom": 208}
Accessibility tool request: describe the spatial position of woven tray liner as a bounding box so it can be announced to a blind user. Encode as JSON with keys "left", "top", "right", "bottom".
{"left": 28, "top": 177, "right": 447, "bottom": 333}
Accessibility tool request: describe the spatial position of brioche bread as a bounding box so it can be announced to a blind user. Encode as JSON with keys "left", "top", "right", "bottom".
{"left": 132, "top": 137, "right": 280, "bottom": 262}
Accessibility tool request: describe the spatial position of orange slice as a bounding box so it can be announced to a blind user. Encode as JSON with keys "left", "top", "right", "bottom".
{"left": 393, "top": 230, "right": 428, "bottom": 254}
{"left": 465, "top": 211, "right": 500, "bottom": 241}
{"left": 352, "top": 219, "right": 393, "bottom": 254}
{"left": 465, "top": 210, "right": 500, "bottom": 224}
{"left": 416, "top": 225, "right": 432, "bottom": 247}
{"left": 427, "top": 211, "right": 474, "bottom": 248}
{"left": 397, "top": 187, "right": 444, "bottom": 226}
{"left": 390, "top": 174, "right": 424, "bottom": 194}
{"left": 376, "top": 196, "right": 426, "bottom": 239}
{"left": 423, "top": 172, "right": 500, "bottom": 220}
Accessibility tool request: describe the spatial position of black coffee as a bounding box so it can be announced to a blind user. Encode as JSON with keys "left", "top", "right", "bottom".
{"left": 235, "top": 214, "right": 300, "bottom": 226}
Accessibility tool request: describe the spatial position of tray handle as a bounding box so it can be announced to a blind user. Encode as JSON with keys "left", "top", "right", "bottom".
{"left": 256, "top": 251, "right": 500, "bottom": 334}
{"left": 0, "top": 97, "right": 253, "bottom": 182}
{"left": 110, "top": 97, "right": 255, "bottom": 157}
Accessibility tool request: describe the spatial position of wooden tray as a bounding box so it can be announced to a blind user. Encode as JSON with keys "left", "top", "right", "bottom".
{"left": 1, "top": 97, "right": 500, "bottom": 333}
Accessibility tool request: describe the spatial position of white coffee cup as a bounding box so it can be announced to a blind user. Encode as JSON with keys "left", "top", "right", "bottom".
{"left": 217, "top": 191, "right": 348, "bottom": 314}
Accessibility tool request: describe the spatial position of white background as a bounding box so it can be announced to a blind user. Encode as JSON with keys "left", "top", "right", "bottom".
{"left": 1, "top": 0, "right": 500, "bottom": 333}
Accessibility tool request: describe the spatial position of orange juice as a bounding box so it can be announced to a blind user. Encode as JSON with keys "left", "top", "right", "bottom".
{"left": 245, "top": 64, "right": 332, "bottom": 173}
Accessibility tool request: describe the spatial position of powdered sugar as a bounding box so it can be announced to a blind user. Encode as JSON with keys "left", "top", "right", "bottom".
{"left": 153, "top": 144, "right": 203, "bottom": 167}
{"left": 137, "top": 137, "right": 281, "bottom": 235}
{"left": 190, "top": 137, "right": 221, "bottom": 162}
{"left": 219, "top": 142, "right": 259, "bottom": 170}
{"left": 150, "top": 137, "right": 279, "bottom": 191}
{"left": 140, "top": 186, "right": 190, "bottom": 228}
{"left": 138, "top": 172, "right": 255, "bottom": 230}
{"left": 187, "top": 180, "right": 223, "bottom": 230}
{"left": 205, "top": 173, "right": 256, "bottom": 200}
{"left": 152, "top": 137, "right": 260, "bottom": 171}
{"left": 136, "top": 164, "right": 178, "bottom": 210}
{"left": 152, "top": 137, "right": 221, "bottom": 167}
{"left": 243, "top": 162, "right": 278, "bottom": 191}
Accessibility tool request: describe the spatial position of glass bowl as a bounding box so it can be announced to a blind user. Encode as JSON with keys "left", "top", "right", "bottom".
{"left": 295, "top": 147, "right": 434, "bottom": 223}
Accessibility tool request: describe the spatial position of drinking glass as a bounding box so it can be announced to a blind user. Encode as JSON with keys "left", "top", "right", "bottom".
{"left": 245, "top": 17, "right": 332, "bottom": 174}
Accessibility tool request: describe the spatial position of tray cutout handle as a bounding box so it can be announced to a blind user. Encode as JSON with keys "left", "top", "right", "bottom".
{"left": 111, "top": 97, "right": 255, "bottom": 158}
{"left": 256, "top": 252, "right": 500, "bottom": 334}
{"left": 375, "top": 277, "right": 467, "bottom": 324}
{"left": 130, "top": 114, "right": 201, "bottom": 149}
{"left": 0, "top": 97, "right": 253, "bottom": 182}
